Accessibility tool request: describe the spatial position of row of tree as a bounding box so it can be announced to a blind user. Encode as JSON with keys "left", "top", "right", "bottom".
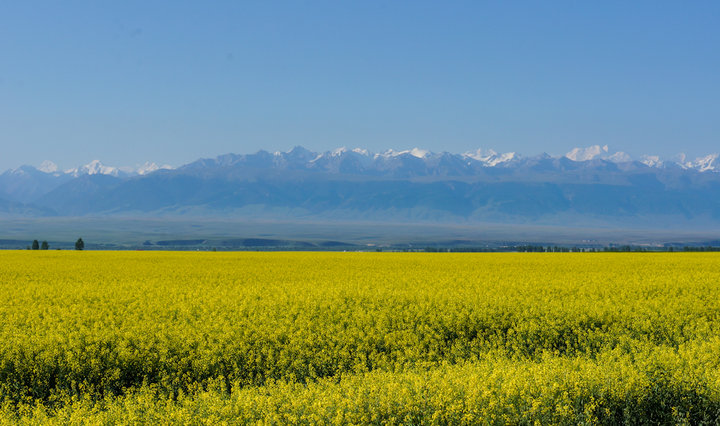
{"left": 29, "top": 240, "right": 50, "bottom": 250}
{"left": 28, "top": 238, "right": 85, "bottom": 250}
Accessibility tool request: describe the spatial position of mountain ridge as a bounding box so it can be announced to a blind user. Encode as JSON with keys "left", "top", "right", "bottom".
{"left": 8, "top": 144, "right": 720, "bottom": 177}
{"left": 1, "top": 145, "right": 719, "bottom": 227}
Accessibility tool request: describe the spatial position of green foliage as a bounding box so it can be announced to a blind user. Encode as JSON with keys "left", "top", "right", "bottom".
{"left": 74, "top": 238, "right": 84, "bottom": 251}
{"left": 1, "top": 252, "right": 720, "bottom": 422}
{"left": 31, "top": 240, "right": 39, "bottom": 250}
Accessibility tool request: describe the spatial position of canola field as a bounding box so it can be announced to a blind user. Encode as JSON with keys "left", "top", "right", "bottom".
{"left": 1, "top": 251, "right": 720, "bottom": 424}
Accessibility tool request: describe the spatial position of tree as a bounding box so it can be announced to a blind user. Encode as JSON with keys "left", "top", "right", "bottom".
{"left": 41, "top": 241, "right": 49, "bottom": 250}
{"left": 75, "top": 238, "right": 85, "bottom": 251}
{"left": 32, "top": 240, "right": 39, "bottom": 250}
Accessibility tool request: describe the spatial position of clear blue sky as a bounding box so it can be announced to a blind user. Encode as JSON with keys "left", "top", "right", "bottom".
{"left": 1, "top": 1, "right": 719, "bottom": 170}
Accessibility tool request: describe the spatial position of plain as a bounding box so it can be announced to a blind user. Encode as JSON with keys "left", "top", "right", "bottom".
{"left": 1, "top": 251, "right": 719, "bottom": 424}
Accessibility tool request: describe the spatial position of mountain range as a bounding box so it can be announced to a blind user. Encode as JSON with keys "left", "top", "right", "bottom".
{"left": 1, "top": 145, "right": 719, "bottom": 227}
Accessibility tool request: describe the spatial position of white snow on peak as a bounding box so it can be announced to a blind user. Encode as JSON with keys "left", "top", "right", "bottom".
{"left": 376, "top": 149, "right": 396, "bottom": 159}
{"left": 38, "top": 160, "right": 59, "bottom": 173}
{"left": 376, "top": 149, "right": 399, "bottom": 159}
{"left": 331, "top": 147, "right": 348, "bottom": 156}
{"left": 63, "top": 160, "right": 173, "bottom": 176}
{"left": 463, "top": 148, "right": 496, "bottom": 161}
{"left": 462, "top": 149, "right": 516, "bottom": 166}
{"left": 641, "top": 155, "right": 663, "bottom": 168}
{"left": 14, "top": 148, "right": 720, "bottom": 178}
{"left": 642, "top": 153, "right": 717, "bottom": 171}
{"left": 488, "top": 151, "right": 517, "bottom": 166}
{"left": 607, "top": 151, "right": 631, "bottom": 163}
{"left": 65, "top": 160, "right": 121, "bottom": 177}
{"left": 674, "top": 153, "right": 693, "bottom": 170}
{"left": 409, "top": 148, "right": 429, "bottom": 158}
{"left": 309, "top": 147, "right": 370, "bottom": 163}
{"left": 565, "top": 145, "right": 631, "bottom": 163}
{"left": 376, "top": 148, "right": 431, "bottom": 159}
{"left": 565, "top": 145, "right": 609, "bottom": 161}
{"left": 135, "top": 162, "right": 173, "bottom": 175}
{"left": 8, "top": 166, "right": 29, "bottom": 175}
{"left": 688, "top": 154, "right": 718, "bottom": 172}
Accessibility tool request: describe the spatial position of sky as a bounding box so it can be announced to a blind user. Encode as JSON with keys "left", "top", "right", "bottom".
{"left": 1, "top": 1, "right": 719, "bottom": 171}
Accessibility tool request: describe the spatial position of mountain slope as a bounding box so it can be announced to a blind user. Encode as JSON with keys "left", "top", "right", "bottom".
{"left": 2, "top": 146, "right": 720, "bottom": 226}
{"left": 0, "top": 166, "right": 73, "bottom": 203}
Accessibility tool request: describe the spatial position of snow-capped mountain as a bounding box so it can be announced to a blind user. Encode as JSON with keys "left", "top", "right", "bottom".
{"left": 134, "top": 161, "right": 173, "bottom": 175}
{"left": 640, "top": 155, "right": 663, "bottom": 168}
{"left": 0, "top": 160, "right": 173, "bottom": 206}
{"left": 462, "top": 148, "right": 517, "bottom": 166}
{"left": 2, "top": 145, "right": 720, "bottom": 226}
{"left": 637, "top": 152, "right": 719, "bottom": 172}
{"left": 4, "top": 146, "right": 719, "bottom": 184}
{"left": 65, "top": 160, "right": 124, "bottom": 177}
{"left": 682, "top": 154, "right": 718, "bottom": 172}
{"left": 564, "top": 145, "right": 631, "bottom": 163}
{"left": 561, "top": 144, "right": 718, "bottom": 172}
{"left": 177, "top": 145, "right": 719, "bottom": 176}
{"left": 38, "top": 160, "right": 59, "bottom": 174}
{"left": 61, "top": 160, "right": 174, "bottom": 177}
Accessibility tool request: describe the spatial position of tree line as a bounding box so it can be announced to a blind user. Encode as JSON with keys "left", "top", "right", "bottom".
{"left": 27, "top": 238, "right": 85, "bottom": 250}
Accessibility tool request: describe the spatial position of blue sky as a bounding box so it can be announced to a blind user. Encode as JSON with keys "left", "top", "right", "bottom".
{"left": 1, "top": 1, "right": 719, "bottom": 170}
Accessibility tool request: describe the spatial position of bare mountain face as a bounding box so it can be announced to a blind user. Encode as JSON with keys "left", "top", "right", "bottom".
{"left": 1, "top": 146, "right": 719, "bottom": 227}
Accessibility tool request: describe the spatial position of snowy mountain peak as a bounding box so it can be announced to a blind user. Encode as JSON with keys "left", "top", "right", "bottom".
{"left": 607, "top": 151, "right": 632, "bottom": 163}
{"left": 685, "top": 154, "right": 719, "bottom": 172}
{"left": 61, "top": 160, "right": 173, "bottom": 177}
{"left": 641, "top": 152, "right": 717, "bottom": 171}
{"left": 331, "top": 147, "right": 348, "bottom": 156}
{"left": 565, "top": 145, "right": 632, "bottom": 163}
{"left": 375, "top": 148, "right": 429, "bottom": 159}
{"left": 641, "top": 155, "right": 663, "bottom": 168}
{"left": 565, "top": 145, "right": 608, "bottom": 161}
{"left": 463, "top": 148, "right": 496, "bottom": 161}
{"left": 8, "top": 147, "right": 720, "bottom": 184}
{"left": 38, "top": 160, "right": 59, "bottom": 173}
{"left": 462, "top": 148, "right": 516, "bottom": 166}
{"left": 409, "top": 148, "right": 429, "bottom": 158}
{"left": 135, "top": 162, "right": 173, "bottom": 175}
{"left": 7, "top": 165, "right": 37, "bottom": 175}
{"left": 65, "top": 160, "right": 121, "bottom": 177}
{"left": 487, "top": 151, "right": 516, "bottom": 166}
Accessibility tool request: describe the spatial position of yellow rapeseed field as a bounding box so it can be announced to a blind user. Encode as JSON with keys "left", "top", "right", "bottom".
{"left": 1, "top": 251, "right": 720, "bottom": 423}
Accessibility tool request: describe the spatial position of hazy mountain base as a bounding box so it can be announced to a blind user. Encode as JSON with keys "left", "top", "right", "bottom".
{"left": 23, "top": 175, "right": 720, "bottom": 220}
{"left": 1, "top": 216, "right": 719, "bottom": 250}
